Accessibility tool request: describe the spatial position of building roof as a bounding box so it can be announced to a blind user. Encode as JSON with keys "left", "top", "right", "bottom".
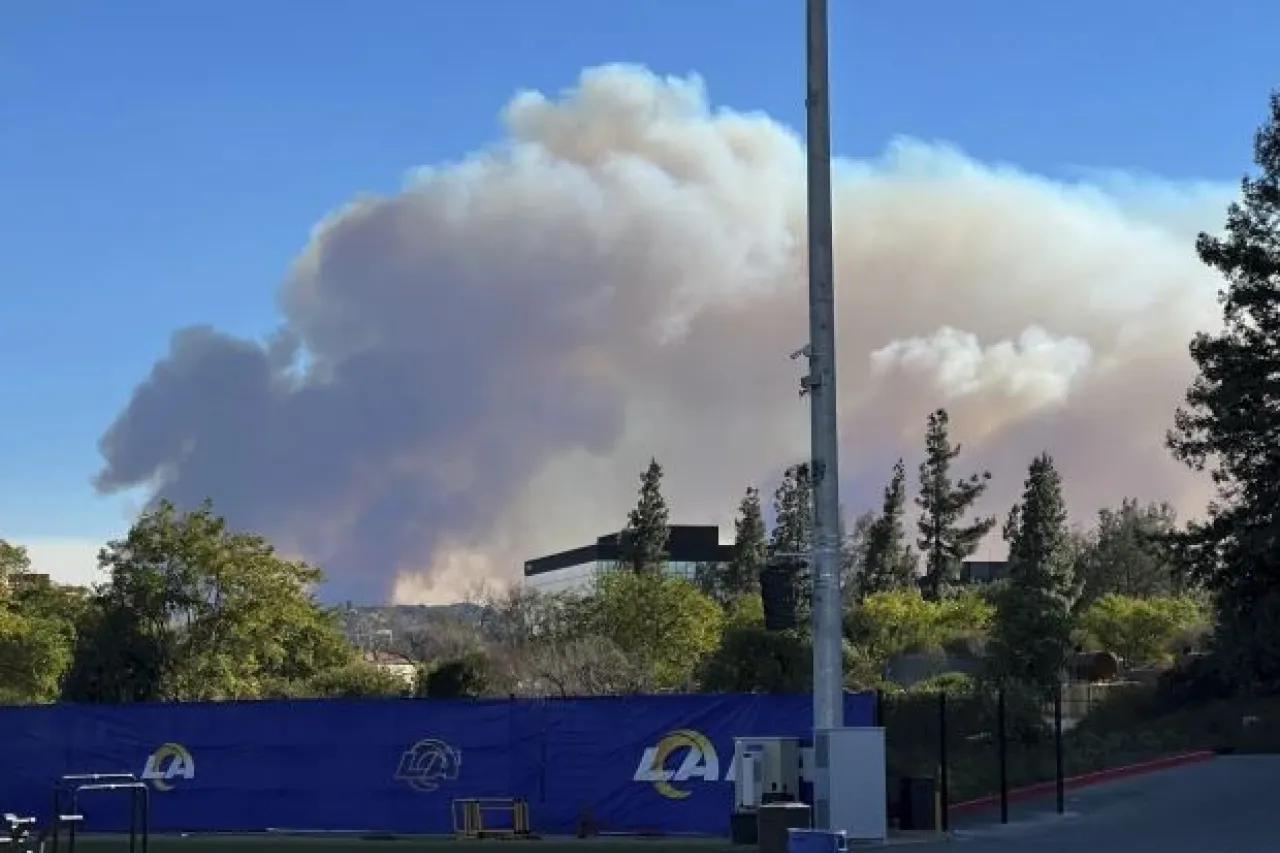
{"left": 363, "top": 650, "right": 415, "bottom": 667}
{"left": 523, "top": 525, "right": 732, "bottom": 577}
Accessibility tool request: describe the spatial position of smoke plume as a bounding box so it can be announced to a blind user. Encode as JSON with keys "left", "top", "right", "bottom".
{"left": 95, "top": 65, "right": 1231, "bottom": 603}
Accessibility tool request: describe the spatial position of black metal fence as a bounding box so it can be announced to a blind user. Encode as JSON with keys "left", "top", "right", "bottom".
{"left": 877, "top": 680, "right": 1280, "bottom": 831}
{"left": 879, "top": 686, "right": 1067, "bottom": 829}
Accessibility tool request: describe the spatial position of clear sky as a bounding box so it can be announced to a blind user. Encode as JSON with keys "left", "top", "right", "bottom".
{"left": 2, "top": 0, "right": 1276, "bottom": 587}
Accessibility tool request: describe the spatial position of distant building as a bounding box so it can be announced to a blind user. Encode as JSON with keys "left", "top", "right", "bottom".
{"left": 523, "top": 525, "right": 732, "bottom": 595}
{"left": 913, "top": 560, "right": 1008, "bottom": 594}
{"left": 2, "top": 571, "right": 53, "bottom": 596}
{"left": 959, "top": 560, "right": 1007, "bottom": 585}
{"left": 362, "top": 650, "right": 418, "bottom": 686}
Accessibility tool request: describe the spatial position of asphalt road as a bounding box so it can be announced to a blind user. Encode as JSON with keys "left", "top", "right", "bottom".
{"left": 907, "top": 755, "right": 1280, "bottom": 852}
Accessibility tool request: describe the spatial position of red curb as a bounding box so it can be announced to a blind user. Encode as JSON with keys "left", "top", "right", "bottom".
{"left": 948, "top": 750, "right": 1216, "bottom": 816}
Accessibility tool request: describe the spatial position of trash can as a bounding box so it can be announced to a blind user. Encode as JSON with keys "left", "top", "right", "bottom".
{"left": 897, "top": 776, "right": 938, "bottom": 831}
{"left": 757, "top": 802, "right": 812, "bottom": 853}
{"left": 730, "top": 810, "right": 758, "bottom": 846}
{"left": 787, "top": 828, "right": 847, "bottom": 853}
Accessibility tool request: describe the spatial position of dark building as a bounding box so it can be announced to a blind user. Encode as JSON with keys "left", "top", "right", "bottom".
{"left": 959, "top": 560, "right": 1007, "bottom": 584}
{"left": 913, "top": 559, "right": 1009, "bottom": 595}
{"left": 523, "top": 525, "right": 732, "bottom": 594}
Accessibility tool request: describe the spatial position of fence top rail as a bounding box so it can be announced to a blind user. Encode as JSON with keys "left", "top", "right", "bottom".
{"left": 70, "top": 783, "right": 148, "bottom": 794}
{"left": 57, "top": 775, "right": 137, "bottom": 785}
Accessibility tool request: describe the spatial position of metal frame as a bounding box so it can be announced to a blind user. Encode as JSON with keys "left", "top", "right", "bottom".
{"left": 450, "top": 797, "right": 532, "bottom": 839}
{"left": 50, "top": 775, "right": 149, "bottom": 853}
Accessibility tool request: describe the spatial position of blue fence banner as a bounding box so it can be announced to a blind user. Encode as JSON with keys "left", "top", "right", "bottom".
{"left": 0, "top": 693, "right": 874, "bottom": 836}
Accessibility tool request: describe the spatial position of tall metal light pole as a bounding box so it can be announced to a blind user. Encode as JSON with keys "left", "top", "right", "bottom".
{"left": 803, "top": 0, "right": 844, "bottom": 823}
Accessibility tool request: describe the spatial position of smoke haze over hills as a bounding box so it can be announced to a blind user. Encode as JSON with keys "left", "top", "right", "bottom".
{"left": 94, "top": 65, "right": 1231, "bottom": 604}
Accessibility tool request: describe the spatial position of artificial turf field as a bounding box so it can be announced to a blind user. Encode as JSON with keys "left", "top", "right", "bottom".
{"left": 66, "top": 835, "right": 742, "bottom": 853}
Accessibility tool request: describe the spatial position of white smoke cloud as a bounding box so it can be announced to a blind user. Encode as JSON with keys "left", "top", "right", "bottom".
{"left": 870, "top": 326, "right": 1093, "bottom": 408}
{"left": 94, "top": 64, "right": 1231, "bottom": 604}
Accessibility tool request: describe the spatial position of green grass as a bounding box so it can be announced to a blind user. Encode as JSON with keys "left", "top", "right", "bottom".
{"left": 67, "top": 834, "right": 740, "bottom": 853}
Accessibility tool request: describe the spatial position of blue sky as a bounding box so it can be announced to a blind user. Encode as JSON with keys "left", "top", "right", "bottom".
{"left": 1, "top": 0, "right": 1276, "bottom": 584}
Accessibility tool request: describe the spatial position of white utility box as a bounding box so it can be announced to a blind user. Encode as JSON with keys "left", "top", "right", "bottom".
{"left": 812, "top": 727, "right": 887, "bottom": 843}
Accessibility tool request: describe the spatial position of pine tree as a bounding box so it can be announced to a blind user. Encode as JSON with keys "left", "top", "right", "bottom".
{"left": 915, "top": 409, "right": 997, "bottom": 600}
{"left": 1075, "top": 499, "right": 1185, "bottom": 608}
{"left": 987, "top": 452, "right": 1077, "bottom": 697}
{"left": 695, "top": 487, "right": 767, "bottom": 605}
{"left": 1167, "top": 91, "right": 1280, "bottom": 687}
{"left": 860, "top": 460, "right": 918, "bottom": 597}
{"left": 763, "top": 463, "right": 812, "bottom": 629}
{"left": 841, "top": 510, "right": 877, "bottom": 603}
{"left": 727, "top": 487, "right": 767, "bottom": 598}
{"left": 619, "top": 458, "right": 670, "bottom": 574}
{"left": 770, "top": 463, "right": 813, "bottom": 559}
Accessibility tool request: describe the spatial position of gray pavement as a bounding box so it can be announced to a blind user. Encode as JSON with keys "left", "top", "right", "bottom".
{"left": 895, "top": 755, "right": 1280, "bottom": 852}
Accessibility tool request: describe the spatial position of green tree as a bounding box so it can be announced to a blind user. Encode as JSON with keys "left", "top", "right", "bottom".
{"left": 592, "top": 570, "right": 724, "bottom": 688}
{"left": 1075, "top": 499, "right": 1185, "bottom": 608}
{"left": 1079, "top": 594, "right": 1208, "bottom": 667}
{"left": 63, "top": 500, "right": 354, "bottom": 702}
{"left": 725, "top": 591, "right": 765, "bottom": 629}
{"left": 0, "top": 609, "right": 74, "bottom": 703}
{"left": 727, "top": 487, "right": 768, "bottom": 599}
{"left": 1167, "top": 91, "right": 1280, "bottom": 688}
{"left": 916, "top": 409, "right": 996, "bottom": 600}
{"left": 698, "top": 626, "right": 811, "bottom": 693}
{"left": 846, "top": 588, "right": 945, "bottom": 663}
{"left": 771, "top": 463, "right": 813, "bottom": 559}
{"left": 986, "top": 453, "right": 1077, "bottom": 697}
{"left": 0, "top": 547, "right": 83, "bottom": 704}
{"left": 0, "top": 540, "right": 30, "bottom": 591}
{"left": 478, "top": 587, "right": 651, "bottom": 696}
{"left": 696, "top": 487, "right": 767, "bottom": 605}
{"left": 10, "top": 575, "right": 89, "bottom": 624}
{"left": 768, "top": 463, "right": 812, "bottom": 621}
{"left": 62, "top": 600, "right": 169, "bottom": 702}
{"left": 304, "top": 661, "right": 410, "bottom": 698}
{"left": 844, "top": 588, "right": 992, "bottom": 664}
{"left": 619, "top": 458, "right": 670, "bottom": 574}
{"left": 860, "top": 460, "right": 919, "bottom": 597}
{"left": 840, "top": 510, "right": 877, "bottom": 602}
{"left": 936, "top": 590, "right": 997, "bottom": 655}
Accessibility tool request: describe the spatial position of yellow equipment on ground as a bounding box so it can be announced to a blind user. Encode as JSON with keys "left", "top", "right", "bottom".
{"left": 451, "top": 797, "right": 534, "bottom": 839}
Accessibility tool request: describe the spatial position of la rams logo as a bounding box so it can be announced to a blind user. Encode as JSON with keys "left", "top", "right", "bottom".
{"left": 633, "top": 729, "right": 720, "bottom": 800}
{"left": 141, "top": 742, "right": 195, "bottom": 791}
{"left": 395, "top": 738, "right": 462, "bottom": 792}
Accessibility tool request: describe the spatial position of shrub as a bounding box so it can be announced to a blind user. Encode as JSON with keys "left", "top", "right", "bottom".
{"left": 1158, "top": 653, "right": 1236, "bottom": 706}
{"left": 698, "top": 626, "right": 809, "bottom": 693}
{"left": 910, "top": 671, "right": 976, "bottom": 696}
{"left": 422, "top": 652, "right": 492, "bottom": 698}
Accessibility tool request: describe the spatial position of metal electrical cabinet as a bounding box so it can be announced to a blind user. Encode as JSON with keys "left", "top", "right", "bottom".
{"left": 812, "top": 727, "right": 887, "bottom": 843}
{"left": 733, "top": 737, "right": 803, "bottom": 809}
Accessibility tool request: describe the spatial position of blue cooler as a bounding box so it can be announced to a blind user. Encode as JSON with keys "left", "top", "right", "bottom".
{"left": 787, "top": 828, "right": 847, "bottom": 853}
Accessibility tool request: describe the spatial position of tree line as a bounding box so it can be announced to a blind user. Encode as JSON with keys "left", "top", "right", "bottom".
{"left": 494, "top": 418, "right": 1201, "bottom": 700}
{"left": 1, "top": 90, "right": 1277, "bottom": 708}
